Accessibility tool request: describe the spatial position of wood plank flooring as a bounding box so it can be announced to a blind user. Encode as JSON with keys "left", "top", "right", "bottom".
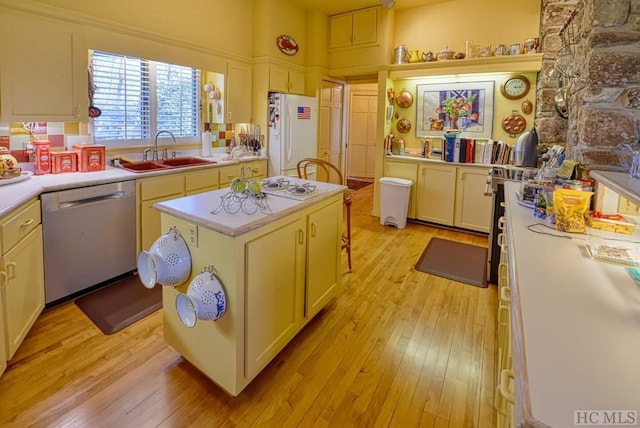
{"left": 0, "top": 184, "right": 498, "bottom": 427}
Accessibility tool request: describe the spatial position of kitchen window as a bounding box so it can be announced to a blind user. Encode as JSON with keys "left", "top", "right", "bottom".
{"left": 90, "top": 50, "right": 200, "bottom": 147}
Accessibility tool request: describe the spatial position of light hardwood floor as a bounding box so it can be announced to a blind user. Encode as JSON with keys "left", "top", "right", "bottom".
{"left": 0, "top": 184, "right": 498, "bottom": 427}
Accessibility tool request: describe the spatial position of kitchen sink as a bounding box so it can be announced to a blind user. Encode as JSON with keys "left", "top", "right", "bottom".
{"left": 120, "top": 161, "right": 172, "bottom": 172}
{"left": 119, "top": 157, "right": 216, "bottom": 173}
{"left": 158, "top": 157, "right": 216, "bottom": 167}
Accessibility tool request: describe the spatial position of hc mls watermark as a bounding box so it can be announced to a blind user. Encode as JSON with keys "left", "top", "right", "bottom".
{"left": 575, "top": 410, "right": 638, "bottom": 426}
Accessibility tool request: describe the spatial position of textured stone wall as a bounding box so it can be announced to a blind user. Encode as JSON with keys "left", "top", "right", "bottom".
{"left": 538, "top": 0, "right": 640, "bottom": 170}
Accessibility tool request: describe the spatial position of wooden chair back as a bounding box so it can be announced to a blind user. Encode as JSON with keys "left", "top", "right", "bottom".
{"left": 296, "top": 158, "right": 344, "bottom": 185}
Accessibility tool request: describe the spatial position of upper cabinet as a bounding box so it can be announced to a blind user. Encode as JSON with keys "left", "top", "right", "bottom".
{"left": 269, "top": 64, "right": 305, "bottom": 95}
{"left": 226, "top": 60, "right": 252, "bottom": 123}
{"left": 0, "top": 12, "right": 87, "bottom": 122}
{"left": 329, "top": 7, "right": 378, "bottom": 50}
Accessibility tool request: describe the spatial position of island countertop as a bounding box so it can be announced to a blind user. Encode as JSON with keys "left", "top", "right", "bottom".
{"left": 154, "top": 176, "right": 346, "bottom": 237}
{"left": 504, "top": 181, "right": 640, "bottom": 427}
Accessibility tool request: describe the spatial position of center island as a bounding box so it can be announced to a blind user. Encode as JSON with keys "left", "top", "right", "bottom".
{"left": 153, "top": 176, "right": 345, "bottom": 396}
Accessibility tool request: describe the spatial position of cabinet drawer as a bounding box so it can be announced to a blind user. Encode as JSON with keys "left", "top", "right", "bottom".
{"left": 218, "top": 164, "right": 245, "bottom": 186}
{"left": 1, "top": 198, "right": 41, "bottom": 252}
{"left": 245, "top": 160, "right": 267, "bottom": 178}
{"left": 185, "top": 169, "right": 219, "bottom": 193}
{"left": 139, "top": 175, "right": 184, "bottom": 201}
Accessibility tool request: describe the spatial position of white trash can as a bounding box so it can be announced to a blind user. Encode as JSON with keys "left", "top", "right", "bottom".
{"left": 379, "top": 177, "right": 413, "bottom": 229}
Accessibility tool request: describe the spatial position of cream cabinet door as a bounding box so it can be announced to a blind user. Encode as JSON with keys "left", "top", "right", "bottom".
{"left": 416, "top": 164, "right": 456, "bottom": 225}
{"left": 351, "top": 8, "right": 378, "bottom": 46}
{"left": 0, "top": 13, "right": 85, "bottom": 121}
{"left": 454, "top": 167, "right": 492, "bottom": 232}
{"left": 185, "top": 169, "right": 219, "bottom": 195}
{"left": 269, "top": 65, "right": 305, "bottom": 94}
{"left": 226, "top": 60, "right": 252, "bottom": 123}
{"left": 329, "top": 7, "right": 378, "bottom": 50}
{"left": 329, "top": 13, "right": 352, "bottom": 49}
{"left": 306, "top": 200, "right": 342, "bottom": 318}
{"left": 1, "top": 225, "right": 44, "bottom": 360}
{"left": 137, "top": 175, "right": 184, "bottom": 252}
{"left": 384, "top": 160, "right": 418, "bottom": 218}
{"left": 288, "top": 70, "right": 306, "bottom": 95}
{"left": 0, "top": 295, "right": 6, "bottom": 376}
{"left": 245, "top": 218, "right": 305, "bottom": 379}
{"left": 269, "top": 65, "right": 290, "bottom": 93}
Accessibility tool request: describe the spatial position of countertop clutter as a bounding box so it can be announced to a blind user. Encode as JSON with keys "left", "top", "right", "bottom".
{"left": 0, "top": 154, "right": 266, "bottom": 218}
{"left": 504, "top": 180, "right": 640, "bottom": 427}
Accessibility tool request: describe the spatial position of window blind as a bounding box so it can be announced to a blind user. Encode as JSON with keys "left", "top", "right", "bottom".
{"left": 90, "top": 50, "right": 199, "bottom": 144}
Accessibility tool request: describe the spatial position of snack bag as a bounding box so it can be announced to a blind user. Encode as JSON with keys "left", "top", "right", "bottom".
{"left": 553, "top": 189, "right": 593, "bottom": 233}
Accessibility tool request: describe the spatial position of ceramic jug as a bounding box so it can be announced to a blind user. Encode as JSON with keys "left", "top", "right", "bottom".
{"left": 407, "top": 49, "right": 422, "bottom": 63}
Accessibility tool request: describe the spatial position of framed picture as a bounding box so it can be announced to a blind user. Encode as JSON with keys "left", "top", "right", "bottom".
{"left": 416, "top": 81, "right": 494, "bottom": 138}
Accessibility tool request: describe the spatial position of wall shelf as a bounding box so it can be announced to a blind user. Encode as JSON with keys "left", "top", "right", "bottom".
{"left": 389, "top": 53, "right": 543, "bottom": 79}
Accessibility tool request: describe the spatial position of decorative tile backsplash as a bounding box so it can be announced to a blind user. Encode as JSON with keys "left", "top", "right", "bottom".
{"left": 0, "top": 121, "right": 237, "bottom": 161}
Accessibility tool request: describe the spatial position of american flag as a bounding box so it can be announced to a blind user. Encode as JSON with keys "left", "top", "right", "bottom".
{"left": 297, "top": 106, "right": 311, "bottom": 120}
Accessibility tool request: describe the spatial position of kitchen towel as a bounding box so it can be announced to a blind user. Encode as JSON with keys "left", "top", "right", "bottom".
{"left": 415, "top": 237, "right": 488, "bottom": 288}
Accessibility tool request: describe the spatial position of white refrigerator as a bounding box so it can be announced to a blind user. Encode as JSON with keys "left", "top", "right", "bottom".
{"left": 267, "top": 92, "right": 318, "bottom": 177}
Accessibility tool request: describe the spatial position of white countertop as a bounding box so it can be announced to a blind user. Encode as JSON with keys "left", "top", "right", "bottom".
{"left": 590, "top": 170, "right": 640, "bottom": 208}
{"left": 154, "top": 176, "right": 346, "bottom": 237}
{"left": 0, "top": 154, "right": 264, "bottom": 217}
{"left": 505, "top": 181, "right": 640, "bottom": 427}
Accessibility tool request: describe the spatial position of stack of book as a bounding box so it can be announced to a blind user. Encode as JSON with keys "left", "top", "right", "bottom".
{"left": 442, "top": 136, "right": 512, "bottom": 165}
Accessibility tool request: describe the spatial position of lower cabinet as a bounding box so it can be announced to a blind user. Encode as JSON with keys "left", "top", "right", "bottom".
{"left": 245, "top": 218, "right": 306, "bottom": 378}
{"left": 413, "top": 161, "right": 491, "bottom": 233}
{"left": 416, "top": 163, "right": 456, "bottom": 225}
{"left": 0, "top": 198, "right": 45, "bottom": 375}
{"left": 161, "top": 194, "right": 343, "bottom": 396}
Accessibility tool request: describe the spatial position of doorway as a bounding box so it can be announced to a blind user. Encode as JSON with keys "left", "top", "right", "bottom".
{"left": 346, "top": 83, "right": 377, "bottom": 182}
{"left": 318, "top": 80, "right": 344, "bottom": 178}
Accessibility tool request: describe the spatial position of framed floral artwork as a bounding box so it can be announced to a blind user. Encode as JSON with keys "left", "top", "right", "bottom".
{"left": 415, "top": 81, "right": 494, "bottom": 138}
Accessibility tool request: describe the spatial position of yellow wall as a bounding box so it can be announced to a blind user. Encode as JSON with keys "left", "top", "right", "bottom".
{"left": 25, "top": 0, "right": 254, "bottom": 58}
{"left": 390, "top": 71, "right": 538, "bottom": 151}
{"left": 394, "top": 0, "right": 541, "bottom": 57}
{"left": 252, "top": 0, "right": 308, "bottom": 67}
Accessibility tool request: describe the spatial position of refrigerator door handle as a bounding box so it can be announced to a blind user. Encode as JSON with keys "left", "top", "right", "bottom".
{"left": 285, "top": 109, "right": 293, "bottom": 163}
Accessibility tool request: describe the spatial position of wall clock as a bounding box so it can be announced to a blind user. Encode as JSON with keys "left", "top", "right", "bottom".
{"left": 500, "top": 75, "right": 531, "bottom": 100}
{"left": 276, "top": 35, "right": 299, "bottom": 56}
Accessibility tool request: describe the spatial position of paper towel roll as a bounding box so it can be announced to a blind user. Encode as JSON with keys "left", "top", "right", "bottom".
{"left": 201, "top": 132, "right": 212, "bottom": 157}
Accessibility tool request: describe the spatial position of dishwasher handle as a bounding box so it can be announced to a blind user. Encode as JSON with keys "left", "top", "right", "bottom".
{"left": 41, "top": 181, "right": 136, "bottom": 213}
{"left": 58, "top": 191, "right": 127, "bottom": 210}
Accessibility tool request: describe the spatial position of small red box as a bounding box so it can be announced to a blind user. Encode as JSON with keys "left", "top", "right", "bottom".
{"left": 73, "top": 144, "right": 105, "bottom": 172}
{"left": 51, "top": 151, "right": 78, "bottom": 174}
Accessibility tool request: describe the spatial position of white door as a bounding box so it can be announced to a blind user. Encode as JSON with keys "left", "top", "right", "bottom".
{"left": 347, "top": 86, "right": 377, "bottom": 179}
{"left": 283, "top": 94, "right": 318, "bottom": 173}
{"left": 319, "top": 81, "right": 344, "bottom": 175}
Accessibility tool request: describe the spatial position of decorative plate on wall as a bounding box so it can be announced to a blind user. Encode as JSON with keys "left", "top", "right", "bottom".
{"left": 276, "top": 35, "right": 299, "bottom": 56}
{"left": 396, "top": 118, "right": 412, "bottom": 134}
{"left": 396, "top": 90, "right": 414, "bottom": 108}
{"left": 501, "top": 113, "right": 527, "bottom": 135}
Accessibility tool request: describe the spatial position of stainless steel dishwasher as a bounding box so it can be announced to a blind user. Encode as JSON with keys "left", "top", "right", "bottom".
{"left": 41, "top": 180, "right": 137, "bottom": 304}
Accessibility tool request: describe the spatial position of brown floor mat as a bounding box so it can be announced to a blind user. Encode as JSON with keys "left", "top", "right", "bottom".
{"left": 415, "top": 238, "right": 488, "bottom": 288}
{"left": 75, "top": 274, "right": 162, "bottom": 335}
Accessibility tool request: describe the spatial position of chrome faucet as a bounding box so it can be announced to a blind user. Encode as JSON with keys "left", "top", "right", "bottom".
{"left": 152, "top": 130, "right": 176, "bottom": 160}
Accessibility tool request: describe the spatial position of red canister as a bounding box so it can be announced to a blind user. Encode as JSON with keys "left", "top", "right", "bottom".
{"left": 34, "top": 140, "right": 51, "bottom": 175}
